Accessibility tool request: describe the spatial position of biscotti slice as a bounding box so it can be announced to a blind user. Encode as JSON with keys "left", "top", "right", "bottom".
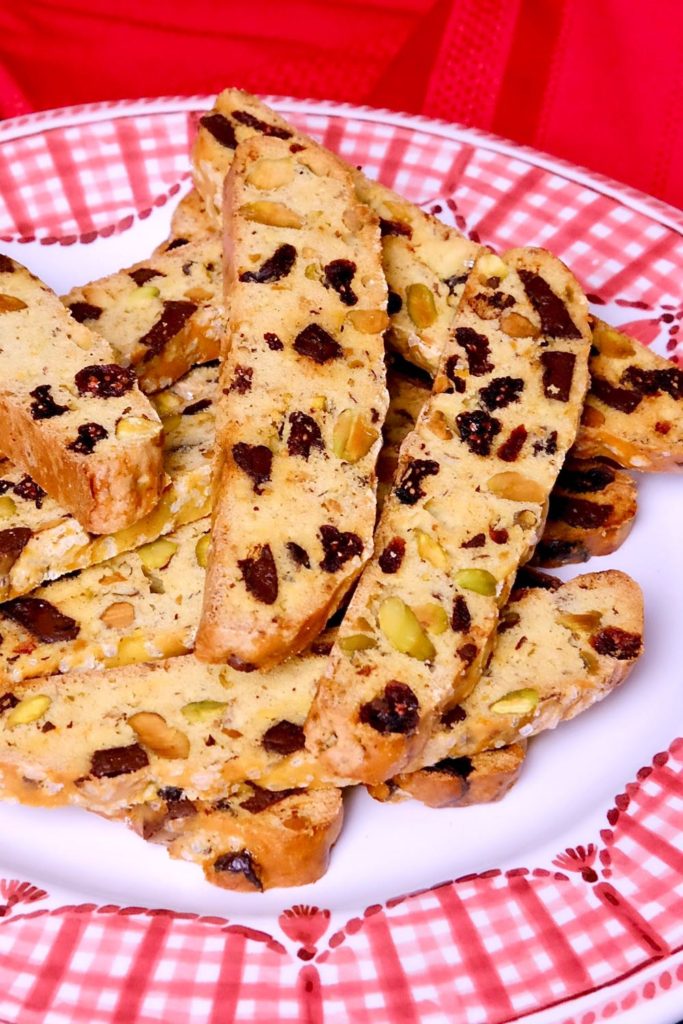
{"left": 155, "top": 189, "right": 219, "bottom": 256}
{"left": 63, "top": 239, "right": 223, "bottom": 393}
{"left": 0, "top": 363, "right": 215, "bottom": 602}
{"left": 116, "top": 783, "right": 343, "bottom": 891}
{"left": 195, "top": 135, "right": 388, "bottom": 667}
{"left": 0, "top": 256, "right": 164, "bottom": 533}
{"left": 530, "top": 458, "right": 637, "bottom": 567}
{"left": 369, "top": 742, "right": 526, "bottom": 809}
{"left": 573, "top": 317, "right": 683, "bottom": 471}
{"left": 0, "top": 518, "right": 209, "bottom": 682}
{"left": 305, "top": 248, "right": 591, "bottom": 784}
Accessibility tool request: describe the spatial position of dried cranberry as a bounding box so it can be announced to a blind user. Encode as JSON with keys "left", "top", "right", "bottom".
{"left": 240, "top": 784, "right": 302, "bottom": 814}
{"left": 425, "top": 755, "right": 473, "bottom": 778}
{"left": 182, "top": 398, "right": 212, "bottom": 415}
{"left": 68, "top": 301, "right": 102, "bottom": 323}
{"left": 240, "top": 244, "right": 296, "bottom": 284}
{"left": 549, "top": 494, "right": 613, "bottom": 529}
{"left": 75, "top": 364, "right": 136, "bottom": 399}
{"left": 558, "top": 463, "right": 615, "bottom": 493}
{"left": 0, "top": 527, "right": 32, "bottom": 564}
{"left": 441, "top": 704, "right": 467, "bottom": 727}
{"left": 359, "top": 682, "right": 419, "bottom": 734}
{"left": 462, "top": 533, "right": 486, "bottom": 548}
{"left": 139, "top": 300, "right": 198, "bottom": 359}
{"left": 395, "top": 459, "right": 439, "bottom": 504}
{"left": 232, "top": 109, "right": 292, "bottom": 138}
{"left": 497, "top": 424, "right": 528, "bottom": 462}
{"left": 0, "top": 255, "right": 15, "bottom": 273}
{"left": 238, "top": 544, "right": 278, "bottom": 604}
{"left": 199, "top": 112, "right": 238, "bottom": 148}
{"left": 378, "top": 537, "right": 406, "bottom": 574}
{"left": 311, "top": 639, "right": 333, "bottom": 656}
{"left": 455, "top": 327, "right": 494, "bottom": 376}
{"left": 262, "top": 720, "right": 306, "bottom": 755}
{"left": 287, "top": 412, "right": 323, "bottom": 459}
{"left": 479, "top": 376, "right": 524, "bottom": 410}
{"left": 286, "top": 542, "right": 310, "bottom": 568}
{"left": 165, "top": 237, "right": 189, "bottom": 251}
{"left": 518, "top": 270, "right": 581, "bottom": 338}
{"left": 323, "top": 259, "right": 358, "bottom": 306}
{"left": 533, "top": 431, "right": 558, "bottom": 455}
{"left": 444, "top": 355, "right": 466, "bottom": 393}
{"left": 293, "top": 323, "right": 343, "bottom": 364}
{"left": 387, "top": 291, "right": 403, "bottom": 315}
{"left": 621, "top": 365, "right": 683, "bottom": 400}
{"left": 264, "top": 332, "right": 284, "bottom": 350}
{"left": 2, "top": 596, "right": 80, "bottom": 643}
{"left": 13, "top": 475, "right": 45, "bottom": 507}
{"left": 458, "top": 642, "right": 478, "bottom": 667}
{"left": 590, "top": 626, "right": 642, "bottom": 660}
{"left": 90, "top": 743, "right": 148, "bottom": 778}
{"left": 540, "top": 351, "right": 576, "bottom": 402}
{"left": 456, "top": 410, "right": 501, "bottom": 456}
{"left": 128, "top": 267, "right": 163, "bottom": 286}
{"left": 67, "top": 422, "right": 108, "bottom": 455}
{"left": 29, "top": 385, "right": 68, "bottom": 420}
{"left": 379, "top": 218, "right": 412, "bottom": 238}
{"left": 0, "top": 692, "right": 19, "bottom": 714}
{"left": 451, "top": 595, "right": 471, "bottom": 633}
{"left": 497, "top": 611, "right": 521, "bottom": 633}
{"left": 319, "top": 525, "right": 363, "bottom": 572}
{"left": 228, "top": 366, "right": 253, "bottom": 394}
{"left": 489, "top": 526, "right": 509, "bottom": 544}
{"left": 589, "top": 376, "right": 642, "bottom": 414}
{"left": 232, "top": 442, "right": 272, "bottom": 494}
{"left": 213, "top": 850, "right": 263, "bottom": 890}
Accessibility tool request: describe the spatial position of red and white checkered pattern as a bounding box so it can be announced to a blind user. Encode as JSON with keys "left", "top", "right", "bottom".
{"left": 0, "top": 98, "right": 682, "bottom": 1023}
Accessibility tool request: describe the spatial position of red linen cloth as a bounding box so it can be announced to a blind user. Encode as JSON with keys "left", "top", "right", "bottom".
{"left": 0, "top": 0, "right": 681, "bottom": 210}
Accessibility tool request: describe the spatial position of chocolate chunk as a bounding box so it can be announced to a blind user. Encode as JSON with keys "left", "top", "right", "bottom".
{"left": 68, "top": 301, "right": 103, "bottom": 323}
{"left": 359, "top": 682, "right": 419, "bottom": 734}
{"left": 425, "top": 755, "right": 473, "bottom": 778}
{"left": 75, "top": 363, "right": 136, "bottom": 399}
{"left": 232, "top": 109, "right": 292, "bottom": 138}
{"left": 497, "top": 611, "right": 521, "bottom": 633}
{"left": 293, "top": 323, "right": 343, "bottom": 364}
{"left": 213, "top": 850, "right": 263, "bottom": 890}
{"left": 455, "top": 327, "right": 494, "bottom": 376}
{"left": 444, "top": 355, "right": 466, "bottom": 393}
{"left": 90, "top": 743, "right": 149, "bottom": 778}
{"left": 286, "top": 541, "right": 310, "bottom": 568}
{"left": 479, "top": 376, "right": 524, "bottom": 410}
{"left": 395, "top": 458, "right": 439, "bottom": 504}
{"left": 182, "top": 398, "right": 212, "bottom": 416}
{"left": 13, "top": 475, "right": 45, "bottom": 507}
{"left": 232, "top": 442, "right": 272, "bottom": 494}
{"left": 262, "top": 720, "right": 306, "bottom": 755}
{"left": 533, "top": 430, "right": 558, "bottom": 455}
{"left": 387, "top": 291, "right": 403, "bottom": 315}
{"left": 589, "top": 376, "right": 642, "bottom": 414}
{"left": 497, "top": 424, "right": 528, "bottom": 462}
{"left": 287, "top": 411, "right": 323, "bottom": 459}
{"left": 518, "top": 270, "right": 581, "bottom": 338}
{"left": 443, "top": 273, "right": 469, "bottom": 295}
{"left": 158, "top": 786, "right": 184, "bottom": 802}
{"left": 323, "top": 259, "right": 358, "bottom": 306}
{"left": 139, "top": 300, "right": 198, "bottom": 359}
{"left": 621, "top": 365, "right": 683, "bottom": 400}
{"left": 456, "top": 410, "right": 502, "bottom": 456}
{"left": 240, "top": 244, "right": 296, "bottom": 284}
{"left": 590, "top": 626, "right": 642, "bottom": 660}
{"left": 311, "top": 639, "right": 333, "bottom": 656}
{"left": 128, "top": 267, "right": 163, "bottom": 286}
{"left": 533, "top": 538, "right": 587, "bottom": 565}
{"left": 549, "top": 494, "right": 613, "bottom": 529}
{"left": 29, "top": 385, "right": 69, "bottom": 420}
{"left": 0, "top": 527, "right": 32, "bottom": 565}
{"left": 227, "top": 654, "right": 258, "bottom": 673}
{"left": 264, "top": 332, "right": 284, "bottom": 351}
{"left": 229, "top": 365, "right": 253, "bottom": 394}
{"left": 0, "top": 255, "right": 15, "bottom": 273}
{"left": 441, "top": 704, "right": 467, "bottom": 727}
{"left": 378, "top": 537, "right": 406, "bottom": 574}
{"left": 451, "top": 595, "right": 471, "bottom": 633}
{"left": 0, "top": 692, "right": 19, "bottom": 714}
{"left": 2, "top": 596, "right": 80, "bottom": 643}
{"left": 458, "top": 642, "right": 478, "bottom": 667}
{"left": 165, "top": 796, "right": 197, "bottom": 820}
{"left": 319, "top": 524, "right": 363, "bottom": 572}
{"left": 540, "top": 351, "right": 576, "bottom": 402}
{"left": 379, "top": 218, "right": 412, "bottom": 238}
{"left": 558, "top": 463, "right": 615, "bottom": 493}
{"left": 238, "top": 544, "right": 278, "bottom": 604}
{"left": 166, "top": 237, "right": 189, "bottom": 251}
{"left": 199, "top": 112, "right": 238, "bottom": 148}
{"left": 462, "top": 533, "right": 486, "bottom": 549}
{"left": 240, "top": 784, "right": 302, "bottom": 814}
{"left": 67, "top": 422, "right": 108, "bottom": 455}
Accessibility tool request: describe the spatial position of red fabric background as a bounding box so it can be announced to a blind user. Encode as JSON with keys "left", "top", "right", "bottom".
{"left": 0, "top": 0, "right": 682, "bottom": 211}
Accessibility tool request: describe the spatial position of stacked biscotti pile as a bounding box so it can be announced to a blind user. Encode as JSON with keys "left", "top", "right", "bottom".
{"left": 0, "top": 90, "right": 680, "bottom": 893}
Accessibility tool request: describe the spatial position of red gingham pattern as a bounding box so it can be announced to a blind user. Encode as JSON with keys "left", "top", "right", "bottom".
{"left": 0, "top": 98, "right": 682, "bottom": 1023}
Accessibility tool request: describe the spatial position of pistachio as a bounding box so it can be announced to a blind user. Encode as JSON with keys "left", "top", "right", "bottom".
{"left": 6, "top": 694, "right": 51, "bottom": 727}
{"left": 195, "top": 533, "right": 211, "bottom": 568}
{"left": 515, "top": 509, "right": 538, "bottom": 529}
{"left": 304, "top": 264, "right": 320, "bottom": 281}
{"left": 152, "top": 391, "right": 182, "bottom": 417}
{"left": 116, "top": 416, "right": 160, "bottom": 439}
{"left": 332, "top": 409, "right": 378, "bottom": 462}
{"left": 0, "top": 496, "right": 16, "bottom": 518}
{"left": 127, "top": 284, "right": 160, "bottom": 306}
{"left": 115, "top": 634, "right": 149, "bottom": 665}
{"left": 247, "top": 158, "right": 294, "bottom": 190}
{"left": 240, "top": 201, "right": 302, "bottom": 229}
{"left": 339, "top": 634, "right": 377, "bottom": 654}
{"left": 138, "top": 538, "right": 178, "bottom": 571}
{"left": 310, "top": 395, "right": 327, "bottom": 411}
{"left": 488, "top": 472, "right": 545, "bottom": 503}
{"left": 161, "top": 414, "right": 182, "bottom": 435}
{"left": 0, "top": 294, "right": 28, "bottom": 313}
{"left": 476, "top": 253, "right": 508, "bottom": 282}
{"left": 455, "top": 568, "right": 497, "bottom": 596}
{"left": 415, "top": 529, "right": 449, "bottom": 570}
{"left": 347, "top": 309, "right": 390, "bottom": 334}
{"left": 580, "top": 649, "right": 600, "bottom": 674}
{"left": 378, "top": 596, "right": 436, "bottom": 661}
{"left": 406, "top": 284, "right": 437, "bottom": 329}
{"left": 558, "top": 611, "right": 603, "bottom": 632}
{"left": 100, "top": 601, "right": 136, "bottom": 629}
{"left": 181, "top": 700, "right": 229, "bottom": 723}
{"left": 490, "top": 688, "right": 538, "bottom": 715}
{"left": 128, "top": 711, "right": 190, "bottom": 759}
{"left": 592, "top": 322, "right": 635, "bottom": 358}
{"left": 500, "top": 311, "right": 539, "bottom": 338}
{"left": 415, "top": 602, "right": 449, "bottom": 635}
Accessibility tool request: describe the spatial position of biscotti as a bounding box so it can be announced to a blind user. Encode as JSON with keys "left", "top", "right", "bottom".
{"left": 0, "top": 363, "right": 215, "bottom": 602}
{"left": 369, "top": 742, "right": 526, "bottom": 809}
{"left": 63, "top": 239, "right": 223, "bottom": 393}
{"left": 0, "top": 256, "right": 164, "bottom": 533}
{"left": 156, "top": 189, "right": 218, "bottom": 255}
{"left": 305, "top": 247, "right": 592, "bottom": 785}
{"left": 573, "top": 317, "right": 683, "bottom": 472}
{"left": 195, "top": 135, "right": 389, "bottom": 667}
{"left": 116, "top": 783, "right": 343, "bottom": 891}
